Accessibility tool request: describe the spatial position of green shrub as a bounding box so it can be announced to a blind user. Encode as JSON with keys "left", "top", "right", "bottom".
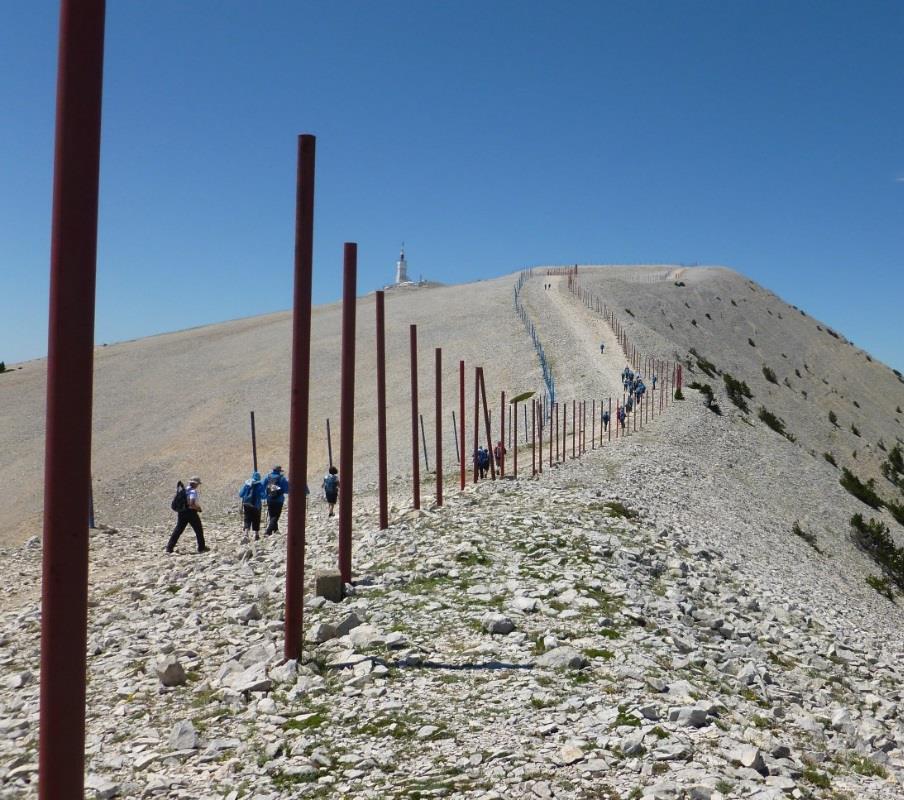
{"left": 0, "top": 361, "right": 5, "bottom": 373}
{"left": 866, "top": 575, "right": 895, "bottom": 600}
{"left": 828, "top": 410, "right": 839, "bottom": 427}
{"left": 748, "top": 338, "right": 756, "bottom": 347}
{"left": 758, "top": 407, "right": 795, "bottom": 441}
{"left": 851, "top": 423, "right": 861, "bottom": 437}
{"left": 881, "top": 445, "right": 904, "bottom": 490}
{"left": 850, "top": 514, "right": 904, "bottom": 590}
{"left": 887, "top": 500, "right": 904, "bottom": 527}
{"left": 689, "top": 348, "right": 718, "bottom": 378}
{"left": 792, "top": 522, "right": 821, "bottom": 553}
{"left": 723, "top": 373, "right": 752, "bottom": 413}
{"left": 840, "top": 469, "right": 884, "bottom": 509}
{"left": 762, "top": 365, "right": 778, "bottom": 384}
{"left": 823, "top": 452, "right": 837, "bottom": 467}
{"left": 674, "top": 387, "right": 684, "bottom": 400}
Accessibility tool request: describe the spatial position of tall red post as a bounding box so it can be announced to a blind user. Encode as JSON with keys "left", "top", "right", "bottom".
{"left": 531, "top": 398, "right": 537, "bottom": 475}
{"left": 410, "top": 326, "right": 421, "bottom": 508}
{"left": 478, "top": 368, "right": 496, "bottom": 479}
{"left": 513, "top": 401, "right": 518, "bottom": 478}
{"left": 473, "top": 367, "right": 480, "bottom": 482}
{"left": 549, "top": 402, "right": 554, "bottom": 467}
{"left": 537, "top": 400, "right": 543, "bottom": 474}
{"left": 375, "top": 291, "right": 388, "bottom": 529}
{"left": 435, "top": 348, "right": 443, "bottom": 506}
{"left": 285, "top": 135, "right": 316, "bottom": 662}
{"left": 500, "top": 392, "right": 506, "bottom": 477}
{"left": 592, "top": 399, "right": 596, "bottom": 449}
{"left": 337, "top": 243, "right": 357, "bottom": 585}
{"left": 608, "top": 397, "right": 612, "bottom": 442}
{"left": 459, "top": 361, "right": 466, "bottom": 490}
{"left": 39, "top": 2, "right": 105, "bottom": 795}
{"left": 572, "top": 399, "right": 576, "bottom": 458}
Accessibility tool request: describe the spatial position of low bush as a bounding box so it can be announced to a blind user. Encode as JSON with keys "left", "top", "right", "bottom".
{"left": 0, "top": 361, "right": 5, "bottom": 373}
{"left": 723, "top": 373, "right": 752, "bottom": 413}
{"left": 840, "top": 469, "right": 884, "bottom": 509}
{"left": 762, "top": 365, "right": 778, "bottom": 385}
{"left": 625, "top": 308, "right": 634, "bottom": 317}
{"left": 887, "top": 500, "right": 904, "bottom": 527}
{"left": 673, "top": 387, "right": 684, "bottom": 400}
{"left": 792, "top": 522, "right": 821, "bottom": 553}
{"left": 881, "top": 444, "right": 904, "bottom": 490}
{"left": 758, "top": 407, "right": 795, "bottom": 442}
{"left": 850, "top": 514, "right": 904, "bottom": 590}
{"left": 851, "top": 423, "right": 861, "bottom": 437}
{"left": 866, "top": 575, "right": 895, "bottom": 600}
{"left": 748, "top": 338, "right": 755, "bottom": 347}
{"left": 828, "top": 410, "right": 839, "bottom": 427}
{"left": 689, "top": 348, "right": 719, "bottom": 378}
{"left": 823, "top": 452, "right": 837, "bottom": 467}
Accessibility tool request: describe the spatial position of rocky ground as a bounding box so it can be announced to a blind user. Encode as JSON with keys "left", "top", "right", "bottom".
{"left": 3, "top": 389, "right": 904, "bottom": 799}
{"left": 3, "top": 270, "right": 903, "bottom": 799}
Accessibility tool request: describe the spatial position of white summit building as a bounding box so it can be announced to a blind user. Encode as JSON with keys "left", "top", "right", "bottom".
{"left": 395, "top": 246, "right": 410, "bottom": 285}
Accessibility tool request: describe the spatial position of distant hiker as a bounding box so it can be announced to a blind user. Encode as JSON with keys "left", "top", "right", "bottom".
{"left": 494, "top": 440, "right": 506, "bottom": 470}
{"left": 322, "top": 466, "right": 339, "bottom": 517}
{"left": 652, "top": 374, "right": 658, "bottom": 390}
{"left": 263, "top": 465, "right": 290, "bottom": 536}
{"left": 166, "top": 476, "right": 207, "bottom": 554}
{"left": 479, "top": 447, "right": 490, "bottom": 479}
{"left": 601, "top": 409, "right": 610, "bottom": 431}
{"left": 617, "top": 406, "right": 626, "bottom": 429}
{"left": 239, "top": 471, "right": 265, "bottom": 541}
{"left": 625, "top": 395, "right": 634, "bottom": 413}
{"left": 600, "top": 342, "right": 605, "bottom": 354}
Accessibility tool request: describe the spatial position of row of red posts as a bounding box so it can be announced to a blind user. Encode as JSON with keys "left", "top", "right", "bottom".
{"left": 37, "top": 4, "right": 683, "bottom": 792}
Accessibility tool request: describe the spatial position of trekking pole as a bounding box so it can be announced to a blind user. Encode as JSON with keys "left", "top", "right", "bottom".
{"left": 326, "top": 417, "right": 333, "bottom": 469}
{"left": 419, "top": 413, "right": 430, "bottom": 473}
{"left": 250, "top": 411, "right": 258, "bottom": 472}
{"left": 452, "top": 411, "right": 460, "bottom": 463}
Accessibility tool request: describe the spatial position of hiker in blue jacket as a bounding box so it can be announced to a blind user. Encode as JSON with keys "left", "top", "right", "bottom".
{"left": 239, "top": 471, "right": 266, "bottom": 540}
{"left": 263, "top": 465, "right": 290, "bottom": 536}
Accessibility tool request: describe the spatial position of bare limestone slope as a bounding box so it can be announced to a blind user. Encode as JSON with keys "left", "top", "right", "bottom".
{"left": 0, "top": 274, "right": 541, "bottom": 547}
{"left": 3, "top": 266, "right": 904, "bottom": 799}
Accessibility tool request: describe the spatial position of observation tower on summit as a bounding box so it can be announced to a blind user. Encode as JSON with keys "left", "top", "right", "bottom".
{"left": 395, "top": 246, "right": 409, "bottom": 285}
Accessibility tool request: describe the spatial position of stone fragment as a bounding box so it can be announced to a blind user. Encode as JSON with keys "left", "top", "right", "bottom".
{"left": 385, "top": 631, "right": 408, "bottom": 650}
{"left": 315, "top": 571, "right": 343, "bottom": 602}
{"left": 535, "top": 646, "right": 589, "bottom": 670}
{"left": 155, "top": 655, "right": 186, "bottom": 687}
{"left": 669, "top": 706, "right": 709, "bottom": 728}
{"left": 738, "top": 746, "right": 768, "bottom": 775}
{"left": 169, "top": 720, "right": 198, "bottom": 750}
{"left": 482, "top": 613, "right": 515, "bottom": 635}
{"left": 309, "top": 622, "right": 338, "bottom": 644}
{"left": 558, "top": 744, "right": 585, "bottom": 764}
{"left": 235, "top": 604, "right": 262, "bottom": 623}
{"left": 269, "top": 659, "right": 298, "bottom": 684}
{"left": 336, "top": 612, "right": 363, "bottom": 637}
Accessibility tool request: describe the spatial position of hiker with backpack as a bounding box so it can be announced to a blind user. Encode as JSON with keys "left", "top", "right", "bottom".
{"left": 617, "top": 406, "right": 626, "bottom": 429}
{"left": 652, "top": 374, "right": 658, "bottom": 391}
{"left": 239, "top": 471, "right": 265, "bottom": 540}
{"left": 601, "top": 409, "right": 610, "bottom": 431}
{"left": 493, "top": 440, "right": 506, "bottom": 471}
{"left": 479, "top": 447, "right": 490, "bottom": 479}
{"left": 166, "top": 476, "right": 208, "bottom": 554}
{"left": 322, "top": 466, "right": 339, "bottom": 517}
{"left": 262, "top": 465, "right": 290, "bottom": 536}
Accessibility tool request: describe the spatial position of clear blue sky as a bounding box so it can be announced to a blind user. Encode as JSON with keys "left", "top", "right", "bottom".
{"left": 2, "top": 1, "right": 902, "bottom": 369}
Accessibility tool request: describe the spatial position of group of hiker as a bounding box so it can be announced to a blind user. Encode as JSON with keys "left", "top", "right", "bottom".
{"left": 166, "top": 464, "right": 340, "bottom": 554}
{"left": 472, "top": 441, "right": 508, "bottom": 480}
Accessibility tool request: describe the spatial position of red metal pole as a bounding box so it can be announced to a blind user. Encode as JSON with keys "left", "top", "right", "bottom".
{"left": 608, "top": 397, "right": 612, "bottom": 442}
{"left": 435, "top": 348, "right": 443, "bottom": 507}
{"left": 592, "top": 399, "right": 596, "bottom": 449}
{"left": 375, "top": 291, "right": 388, "bottom": 529}
{"left": 500, "top": 391, "right": 506, "bottom": 477}
{"left": 513, "top": 400, "right": 518, "bottom": 478}
{"left": 582, "top": 401, "right": 587, "bottom": 453}
{"left": 478, "top": 368, "right": 496, "bottom": 480}
{"left": 615, "top": 400, "right": 619, "bottom": 439}
{"left": 459, "top": 361, "right": 466, "bottom": 490}
{"left": 337, "top": 243, "right": 357, "bottom": 585}
{"left": 285, "top": 135, "right": 316, "bottom": 662}
{"left": 554, "top": 402, "right": 559, "bottom": 462}
{"left": 531, "top": 398, "right": 537, "bottom": 475}
{"left": 39, "top": 2, "right": 105, "bottom": 795}
{"left": 537, "top": 400, "right": 543, "bottom": 474}
{"left": 572, "top": 399, "right": 576, "bottom": 458}
{"left": 410, "top": 325, "right": 420, "bottom": 508}
{"left": 473, "top": 367, "right": 480, "bottom": 483}
{"left": 549, "top": 401, "right": 554, "bottom": 467}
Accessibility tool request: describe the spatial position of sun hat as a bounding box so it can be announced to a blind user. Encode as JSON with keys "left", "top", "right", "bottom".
{"left": 189, "top": 476, "right": 202, "bottom": 485}
{"left": 273, "top": 465, "right": 283, "bottom": 473}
